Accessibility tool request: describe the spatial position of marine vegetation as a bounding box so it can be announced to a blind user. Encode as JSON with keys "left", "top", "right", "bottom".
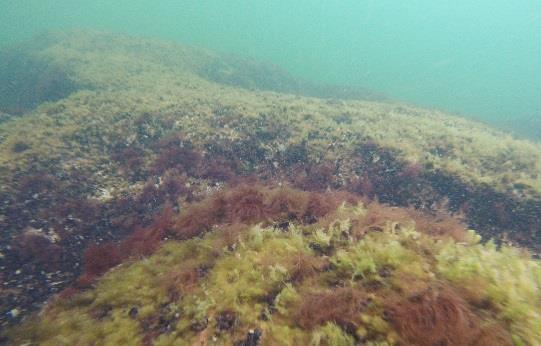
{"left": 1, "top": 30, "right": 541, "bottom": 345}
{"left": 5, "top": 183, "right": 541, "bottom": 345}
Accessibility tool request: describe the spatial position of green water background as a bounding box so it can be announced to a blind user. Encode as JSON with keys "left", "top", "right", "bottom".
{"left": 1, "top": 0, "right": 540, "bottom": 139}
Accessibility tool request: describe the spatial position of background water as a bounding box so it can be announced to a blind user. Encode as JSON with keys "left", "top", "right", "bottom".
{"left": 1, "top": 0, "right": 540, "bottom": 140}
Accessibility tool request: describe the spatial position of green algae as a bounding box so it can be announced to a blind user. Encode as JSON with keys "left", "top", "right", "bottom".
{"left": 2, "top": 30, "right": 541, "bottom": 341}
{"left": 1, "top": 31, "right": 541, "bottom": 247}
{"left": 2, "top": 30, "right": 541, "bottom": 198}
{"left": 437, "top": 238, "right": 541, "bottom": 345}
{"left": 1, "top": 32, "right": 540, "bottom": 253}
{"left": 7, "top": 202, "right": 541, "bottom": 345}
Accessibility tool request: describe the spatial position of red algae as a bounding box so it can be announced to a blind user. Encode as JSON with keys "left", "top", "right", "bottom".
{"left": 386, "top": 286, "right": 512, "bottom": 346}
{"left": 79, "top": 243, "right": 121, "bottom": 281}
{"left": 295, "top": 287, "right": 369, "bottom": 330}
{"left": 11, "top": 229, "right": 62, "bottom": 270}
{"left": 77, "top": 204, "right": 174, "bottom": 286}
{"left": 2, "top": 31, "right": 541, "bottom": 343}
{"left": 150, "top": 134, "right": 202, "bottom": 176}
{"left": 172, "top": 183, "right": 360, "bottom": 239}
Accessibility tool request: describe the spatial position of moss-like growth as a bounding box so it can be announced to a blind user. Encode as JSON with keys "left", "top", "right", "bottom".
{"left": 437, "top": 237, "right": 541, "bottom": 345}
{"left": 2, "top": 30, "right": 541, "bottom": 335}
{"left": 6, "top": 195, "right": 540, "bottom": 345}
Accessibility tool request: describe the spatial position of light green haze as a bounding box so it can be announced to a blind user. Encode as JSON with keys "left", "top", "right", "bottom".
{"left": 1, "top": 0, "right": 540, "bottom": 139}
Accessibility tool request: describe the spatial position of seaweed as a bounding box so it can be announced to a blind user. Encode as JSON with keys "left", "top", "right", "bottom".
{"left": 151, "top": 134, "right": 202, "bottom": 176}
{"left": 79, "top": 243, "right": 121, "bottom": 283}
{"left": 295, "top": 287, "right": 369, "bottom": 330}
{"left": 11, "top": 228, "right": 62, "bottom": 270}
{"left": 227, "top": 184, "right": 268, "bottom": 223}
{"left": 6, "top": 204, "right": 541, "bottom": 345}
{"left": 3, "top": 30, "right": 541, "bottom": 342}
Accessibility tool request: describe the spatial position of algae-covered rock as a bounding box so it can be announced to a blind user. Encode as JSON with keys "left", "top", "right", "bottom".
{"left": 1, "top": 30, "right": 541, "bottom": 343}
{"left": 5, "top": 194, "right": 540, "bottom": 345}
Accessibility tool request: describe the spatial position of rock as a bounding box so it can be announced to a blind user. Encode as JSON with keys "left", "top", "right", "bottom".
{"left": 128, "top": 307, "right": 138, "bottom": 318}
{"left": 235, "top": 329, "right": 262, "bottom": 346}
{"left": 190, "top": 318, "right": 208, "bottom": 332}
{"left": 8, "top": 308, "right": 20, "bottom": 318}
{"left": 215, "top": 310, "right": 236, "bottom": 331}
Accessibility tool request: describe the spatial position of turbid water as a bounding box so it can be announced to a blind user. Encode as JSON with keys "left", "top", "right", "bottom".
{"left": 1, "top": 0, "right": 540, "bottom": 140}
{"left": 1, "top": 3, "right": 541, "bottom": 345}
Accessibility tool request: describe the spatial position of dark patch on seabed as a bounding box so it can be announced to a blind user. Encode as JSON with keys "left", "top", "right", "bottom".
{"left": 1, "top": 130, "right": 540, "bottom": 329}
{"left": 1, "top": 31, "right": 540, "bottom": 345}
{"left": 349, "top": 143, "right": 541, "bottom": 248}
{"left": 0, "top": 47, "right": 81, "bottom": 115}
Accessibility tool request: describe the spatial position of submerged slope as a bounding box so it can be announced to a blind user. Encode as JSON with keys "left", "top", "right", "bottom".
{"left": 6, "top": 185, "right": 541, "bottom": 345}
{"left": 1, "top": 31, "right": 540, "bottom": 236}
{"left": 1, "top": 30, "right": 541, "bottom": 335}
{"left": 1, "top": 30, "right": 540, "bottom": 195}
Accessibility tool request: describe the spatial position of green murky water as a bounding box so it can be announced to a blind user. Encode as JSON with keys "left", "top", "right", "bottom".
{"left": 2, "top": 3, "right": 541, "bottom": 343}
{"left": 2, "top": 1, "right": 540, "bottom": 139}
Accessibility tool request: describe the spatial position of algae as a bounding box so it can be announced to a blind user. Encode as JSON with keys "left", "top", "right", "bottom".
{"left": 6, "top": 200, "right": 540, "bottom": 345}
{"left": 2, "top": 30, "right": 541, "bottom": 344}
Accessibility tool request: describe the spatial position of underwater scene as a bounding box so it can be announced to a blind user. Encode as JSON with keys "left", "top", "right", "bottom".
{"left": 1, "top": 2, "right": 541, "bottom": 345}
